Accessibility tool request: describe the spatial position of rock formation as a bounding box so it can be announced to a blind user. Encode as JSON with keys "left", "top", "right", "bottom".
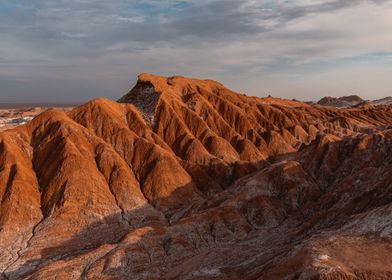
{"left": 317, "top": 95, "right": 392, "bottom": 108}
{"left": 1, "top": 74, "right": 392, "bottom": 279}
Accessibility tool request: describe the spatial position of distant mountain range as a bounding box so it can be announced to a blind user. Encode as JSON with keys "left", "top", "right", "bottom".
{"left": 315, "top": 95, "right": 392, "bottom": 108}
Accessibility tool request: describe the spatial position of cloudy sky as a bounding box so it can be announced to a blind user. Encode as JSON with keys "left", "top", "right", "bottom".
{"left": 0, "top": 0, "right": 392, "bottom": 103}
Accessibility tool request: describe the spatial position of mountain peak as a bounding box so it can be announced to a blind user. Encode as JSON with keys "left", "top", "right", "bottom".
{"left": 2, "top": 75, "right": 392, "bottom": 279}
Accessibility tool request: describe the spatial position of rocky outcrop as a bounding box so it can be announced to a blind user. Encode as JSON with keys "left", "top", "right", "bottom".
{"left": 317, "top": 95, "right": 364, "bottom": 107}
{"left": 1, "top": 74, "right": 392, "bottom": 279}
{"left": 317, "top": 95, "right": 392, "bottom": 108}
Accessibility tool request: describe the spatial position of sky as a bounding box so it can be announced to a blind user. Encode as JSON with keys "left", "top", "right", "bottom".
{"left": 0, "top": 0, "right": 392, "bottom": 103}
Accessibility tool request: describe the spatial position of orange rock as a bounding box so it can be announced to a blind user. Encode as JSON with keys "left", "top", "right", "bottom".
{"left": 2, "top": 74, "right": 392, "bottom": 279}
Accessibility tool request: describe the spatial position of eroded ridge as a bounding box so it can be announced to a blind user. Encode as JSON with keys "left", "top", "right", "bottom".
{"left": 1, "top": 74, "right": 392, "bottom": 279}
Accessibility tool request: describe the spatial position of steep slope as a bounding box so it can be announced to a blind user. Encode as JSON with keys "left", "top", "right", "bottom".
{"left": 1, "top": 74, "right": 392, "bottom": 279}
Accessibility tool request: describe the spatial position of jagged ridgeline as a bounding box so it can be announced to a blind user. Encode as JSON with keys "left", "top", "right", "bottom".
{"left": 1, "top": 74, "right": 392, "bottom": 279}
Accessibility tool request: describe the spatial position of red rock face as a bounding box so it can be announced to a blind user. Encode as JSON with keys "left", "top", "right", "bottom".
{"left": 1, "top": 74, "right": 392, "bottom": 279}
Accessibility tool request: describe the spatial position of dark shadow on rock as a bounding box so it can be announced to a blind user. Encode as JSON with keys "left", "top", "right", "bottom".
{"left": 3, "top": 203, "right": 164, "bottom": 280}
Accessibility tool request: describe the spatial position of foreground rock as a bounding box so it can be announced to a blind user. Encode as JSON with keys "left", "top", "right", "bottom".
{"left": 1, "top": 74, "right": 392, "bottom": 279}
